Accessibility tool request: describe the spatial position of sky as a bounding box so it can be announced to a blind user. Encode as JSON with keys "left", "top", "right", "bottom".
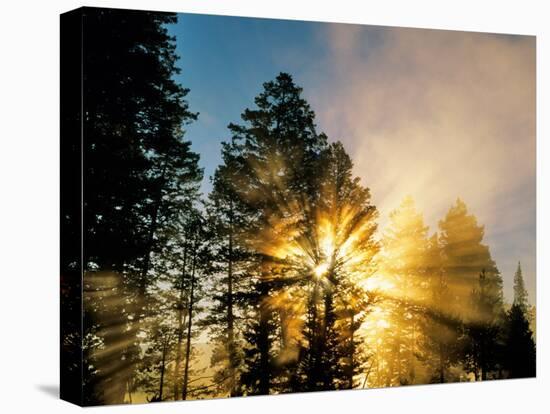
{"left": 168, "top": 14, "right": 536, "bottom": 304}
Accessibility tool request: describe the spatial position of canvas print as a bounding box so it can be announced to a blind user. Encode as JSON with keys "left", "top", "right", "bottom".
{"left": 60, "top": 7, "right": 536, "bottom": 406}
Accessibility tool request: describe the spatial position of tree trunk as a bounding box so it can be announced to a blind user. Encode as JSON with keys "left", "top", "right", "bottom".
{"left": 438, "top": 341, "right": 445, "bottom": 383}
{"left": 158, "top": 337, "right": 168, "bottom": 401}
{"left": 410, "top": 312, "right": 416, "bottom": 383}
{"left": 348, "top": 314, "right": 355, "bottom": 389}
{"left": 258, "top": 279, "right": 271, "bottom": 395}
{"left": 227, "top": 200, "right": 237, "bottom": 396}
{"left": 126, "top": 380, "right": 133, "bottom": 404}
{"left": 321, "top": 291, "right": 334, "bottom": 389}
{"left": 182, "top": 241, "right": 197, "bottom": 400}
{"left": 173, "top": 242, "right": 188, "bottom": 400}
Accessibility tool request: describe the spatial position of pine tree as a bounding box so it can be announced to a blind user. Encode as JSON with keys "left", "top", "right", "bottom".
{"left": 288, "top": 142, "right": 379, "bottom": 391}
{"left": 208, "top": 73, "right": 330, "bottom": 395}
{"left": 205, "top": 139, "right": 255, "bottom": 397}
{"left": 379, "top": 196, "right": 429, "bottom": 385}
{"left": 160, "top": 209, "right": 208, "bottom": 400}
{"left": 504, "top": 304, "right": 536, "bottom": 378}
{"left": 129, "top": 207, "right": 210, "bottom": 403}
{"left": 465, "top": 270, "right": 503, "bottom": 380}
{"left": 513, "top": 262, "right": 528, "bottom": 312}
{"left": 181, "top": 216, "right": 208, "bottom": 400}
{"left": 438, "top": 199, "right": 502, "bottom": 318}
{"left": 240, "top": 274, "right": 278, "bottom": 395}
{"left": 335, "top": 283, "right": 375, "bottom": 389}
{"left": 134, "top": 318, "right": 176, "bottom": 402}
{"left": 82, "top": 8, "right": 199, "bottom": 274}
{"left": 438, "top": 199, "right": 504, "bottom": 380}
{"left": 504, "top": 263, "right": 535, "bottom": 378}
{"left": 422, "top": 233, "right": 462, "bottom": 383}
{"left": 80, "top": 8, "right": 202, "bottom": 404}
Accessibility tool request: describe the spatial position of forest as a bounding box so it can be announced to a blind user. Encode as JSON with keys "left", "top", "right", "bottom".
{"left": 60, "top": 9, "right": 536, "bottom": 405}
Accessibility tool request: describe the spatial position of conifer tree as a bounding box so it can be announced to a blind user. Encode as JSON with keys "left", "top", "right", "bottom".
{"left": 504, "top": 304, "right": 536, "bottom": 378}
{"left": 423, "top": 233, "right": 462, "bottom": 383}
{"left": 504, "top": 262, "right": 536, "bottom": 378}
{"left": 208, "top": 73, "right": 329, "bottom": 395}
{"left": 513, "top": 262, "right": 528, "bottom": 312}
{"left": 438, "top": 199, "right": 503, "bottom": 319}
{"left": 80, "top": 8, "right": 202, "bottom": 404}
{"left": 465, "top": 270, "right": 503, "bottom": 380}
{"left": 379, "top": 196, "right": 429, "bottom": 385}
{"left": 438, "top": 199, "right": 504, "bottom": 380}
{"left": 289, "top": 142, "right": 379, "bottom": 391}
{"left": 135, "top": 320, "right": 176, "bottom": 402}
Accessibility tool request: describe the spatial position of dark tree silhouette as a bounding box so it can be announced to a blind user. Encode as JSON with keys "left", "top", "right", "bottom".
{"left": 204, "top": 138, "right": 255, "bottom": 397}
{"left": 464, "top": 269, "right": 503, "bottom": 380}
{"left": 74, "top": 7, "right": 202, "bottom": 405}
{"left": 207, "top": 73, "right": 330, "bottom": 396}
{"left": 294, "top": 142, "right": 378, "bottom": 391}
{"left": 82, "top": 8, "right": 199, "bottom": 273}
{"left": 438, "top": 199, "right": 504, "bottom": 381}
{"left": 513, "top": 262, "right": 528, "bottom": 312}
{"left": 504, "top": 304, "right": 536, "bottom": 378}
{"left": 503, "top": 262, "right": 535, "bottom": 378}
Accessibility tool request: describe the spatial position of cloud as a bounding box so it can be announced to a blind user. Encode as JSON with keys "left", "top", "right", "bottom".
{"left": 307, "top": 25, "right": 536, "bottom": 300}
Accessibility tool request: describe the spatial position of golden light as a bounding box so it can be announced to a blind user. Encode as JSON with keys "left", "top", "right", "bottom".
{"left": 362, "top": 274, "right": 395, "bottom": 292}
{"left": 313, "top": 262, "right": 329, "bottom": 279}
{"left": 239, "top": 149, "right": 382, "bottom": 388}
{"left": 376, "top": 318, "right": 390, "bottom": 329}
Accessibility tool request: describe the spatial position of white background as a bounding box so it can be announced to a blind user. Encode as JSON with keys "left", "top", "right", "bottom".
{"left": 0, "top": 0, "right": 548, "bottom": 412}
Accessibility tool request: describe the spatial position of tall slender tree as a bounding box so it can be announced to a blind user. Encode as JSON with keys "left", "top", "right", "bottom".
{"left": 81, "top": 8, "right": 202, "bottom": 404}
{"left": 503, "top": 262, "right": 536, "bottom": 378}
{"left": 513, "top": 262, "right": 528, "bottom": 312}
{"left": 422, "top": 233, "right": 462, "bottom": 383}
{"left": 438, "top": 199, "right": 503, "bottom": 380}
{"left": 379, "top": 196, "right": 429, "bottom": 385}
{"left": 155, "top": 208, "right": 207, "bottom": 400}
{"left": 208, "top": 73, "right": 330, "bottom": 395}
{"left": 205, "top": 138, "right": 254, "bottom": 397}
{"left": 465, "top": 269, "right": 503, "bottom": 380}
{"left": 134, "top": 318, "right": 176, "bottom": 402}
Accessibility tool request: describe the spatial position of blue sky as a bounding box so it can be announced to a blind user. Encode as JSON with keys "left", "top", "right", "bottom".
{"left": 168, "top": 14, "right": 387, "bottom": 192}
{"left": 167, "top": 14, "right": 536, "bottom": 304}
{"left": 168, "top": 13, "right": 338, "bottom": 191}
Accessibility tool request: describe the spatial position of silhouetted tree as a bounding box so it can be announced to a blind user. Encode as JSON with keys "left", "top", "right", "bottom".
{"left": 504, "top": 304, "right": 536, "bottom": 378}
{"left": 209, "top": 73, "right": 330, "bottom": 395}
{"left": 513, "top": 262, "right": 528, "bottom": 313}
{"left": 204, "top": 137, "right": 256, "bottom": 397}
{"left": 135, "top": 322, "right": 176, "bottom": 402}
{"left": 285, "top": 142, "right": 378, "bottom": 392}
{"left": 464, "top": 270, "right": 503, "bottom": 380}
{"left": 82, "top": 8, "right": 199, "bottom": 274}
{"left": 503, "top": 263, "right": 535, "bottom": 378}
{"left": 154, "top": 208, "right": 208, "bottom": 401}
{"left": 438, "top": 199, "right": 504, "bottom": 380}
{"left": 80, "top": 8, "right": 202, "bottom": 404}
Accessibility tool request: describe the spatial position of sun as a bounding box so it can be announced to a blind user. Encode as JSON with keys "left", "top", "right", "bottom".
{"left": 313, "top": 262, "right": 329, "bottom": 279}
